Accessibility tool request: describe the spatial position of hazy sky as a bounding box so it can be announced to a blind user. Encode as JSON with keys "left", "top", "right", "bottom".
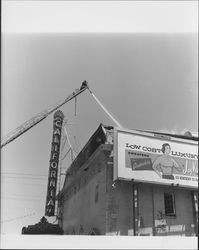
{"left": 1, "top": 0, "right": 198, "bottom": 244}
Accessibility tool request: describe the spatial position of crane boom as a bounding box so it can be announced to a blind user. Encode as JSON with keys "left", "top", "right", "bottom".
{"left": 1, "top": 82, "right": 88, "bottom": 148}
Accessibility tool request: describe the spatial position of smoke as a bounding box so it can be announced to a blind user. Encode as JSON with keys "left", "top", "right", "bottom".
{"left": 157, "top": 125, "right": 198, "bottom": 136}
{"left": 158, "top": 125, "right": 180, "bottom": 135}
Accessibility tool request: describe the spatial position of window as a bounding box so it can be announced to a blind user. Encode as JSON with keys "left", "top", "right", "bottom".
{"left": 95, "top": 184, "right": 99, "bottom": 203}
{"left": 164, "top": 192, "right": 176, "bottom": 216}
{"left": 193, "top": 192, "right": 198, "bottom": 213}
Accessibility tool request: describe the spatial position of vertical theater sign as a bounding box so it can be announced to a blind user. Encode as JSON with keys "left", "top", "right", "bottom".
{"left": 45, "top": 110, "right": 64, "bottom": 216}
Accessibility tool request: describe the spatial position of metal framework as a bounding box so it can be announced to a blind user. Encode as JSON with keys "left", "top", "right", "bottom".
{"left": 1, "top": 82, "right": 88, "bottom": 148}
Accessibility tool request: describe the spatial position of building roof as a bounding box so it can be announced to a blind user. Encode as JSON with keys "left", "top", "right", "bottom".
{"left": 61, "top": 124, "right": 110, "bottom": 186}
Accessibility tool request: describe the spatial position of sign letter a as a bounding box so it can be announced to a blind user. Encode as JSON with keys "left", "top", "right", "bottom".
{"left": 48, "top": 199, "right": 54, "bottom": 206}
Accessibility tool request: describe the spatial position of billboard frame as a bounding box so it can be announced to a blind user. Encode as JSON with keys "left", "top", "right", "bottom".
{"left": 113, "top": 127, "right": 198, "bottom": 189}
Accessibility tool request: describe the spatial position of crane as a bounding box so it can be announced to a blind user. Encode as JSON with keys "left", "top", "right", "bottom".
{"left": 1, "top": 80, "right": 122, "bottom": 149}
{"left": 1, "top": 81, "right": 89, "bottom": 148}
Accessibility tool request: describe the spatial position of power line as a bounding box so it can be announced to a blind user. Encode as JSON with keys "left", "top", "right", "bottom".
{"left": 2, "top": 172, "right": 47, "bottom": 177}
{"left": 2, "top": 196, "right": 44, "bottom": 202}
{"left": 2, "top": 176, "right": 47, "bottom": 180}
{"left": 1, "top": 211, "right": 41, "bottom": 223}
{"left": 2, "top": 181, "right": 46, "bottom": 186}
{"left": 2, "top": 193, "right": 44, "bottom": 198}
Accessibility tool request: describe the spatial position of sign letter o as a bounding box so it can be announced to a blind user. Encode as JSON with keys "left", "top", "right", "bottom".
{"left": 51, "top": 161, "right": 58, "bottom": 169}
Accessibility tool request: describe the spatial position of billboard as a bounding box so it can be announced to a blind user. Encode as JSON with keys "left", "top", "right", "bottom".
{"left": 45, "top": 110, "right": 64, "bottom": 216}
{"left": 114, "top": 128, "right": 198, "bottom": 189}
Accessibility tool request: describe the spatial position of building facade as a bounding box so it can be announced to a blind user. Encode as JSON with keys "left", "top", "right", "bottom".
{"left": 57, "top": 124, "right": 198, "bottom": 236}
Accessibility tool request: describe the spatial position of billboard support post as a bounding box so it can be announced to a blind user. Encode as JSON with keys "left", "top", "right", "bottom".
{"left": 192, "top": 191, "right": 198, "bottom": 236}
{"left": 132, "top": 180, "right": 139, "bottom": 236}
{"left": 151, "top": 185, "right": 156, "bottom": 236}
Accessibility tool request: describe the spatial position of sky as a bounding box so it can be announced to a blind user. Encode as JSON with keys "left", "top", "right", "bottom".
{"left": 1, "top": 0, "right": 198, "bottom": 248}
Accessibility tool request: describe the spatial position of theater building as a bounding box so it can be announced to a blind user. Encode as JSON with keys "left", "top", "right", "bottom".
{"left": 57, "top": 124, "right": 198, "bottom": 236}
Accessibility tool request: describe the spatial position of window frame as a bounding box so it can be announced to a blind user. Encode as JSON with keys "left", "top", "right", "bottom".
{"left": 164, "top": 192, "right": 176, "bottom": 217}
{"left": 95, "top": 184, "right": 99, "bottom": 203}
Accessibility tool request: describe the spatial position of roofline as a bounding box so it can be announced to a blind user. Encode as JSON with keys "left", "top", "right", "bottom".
{"left": 62, "top": 123, "right": 107, "bottom": 186}
{"left": 102, "top": 124, "right": 198, "bottom": 141}
{"left": 134, "top": 129, "right": 198, "bottom": 141}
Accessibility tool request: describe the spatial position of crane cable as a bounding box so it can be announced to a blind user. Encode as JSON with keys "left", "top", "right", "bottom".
{"left": 87, "top": 87, "right": 123, "bottom": 128}
{"left": 75, "top": 96, "right": 77, "bottom": 116}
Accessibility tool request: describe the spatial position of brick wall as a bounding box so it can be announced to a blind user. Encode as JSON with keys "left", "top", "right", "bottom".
{"left": 139, "top": 184, "right": 197, "bottom": 236}
{"left": 60, "top": 143, "right": 197, "bottom": 236}
{"left": 105, "top": 150, "right": 135, "bottom": 235}
{"left": 105, "top": 156, "right": 197, "bottom": 236}
{"left": 62, "top": 148, "right": 108, "bottom": 235}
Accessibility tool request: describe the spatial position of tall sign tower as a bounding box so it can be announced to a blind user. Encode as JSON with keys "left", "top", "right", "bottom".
{"left": 45, "top": 110, "right": 64, "bottom": 216}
